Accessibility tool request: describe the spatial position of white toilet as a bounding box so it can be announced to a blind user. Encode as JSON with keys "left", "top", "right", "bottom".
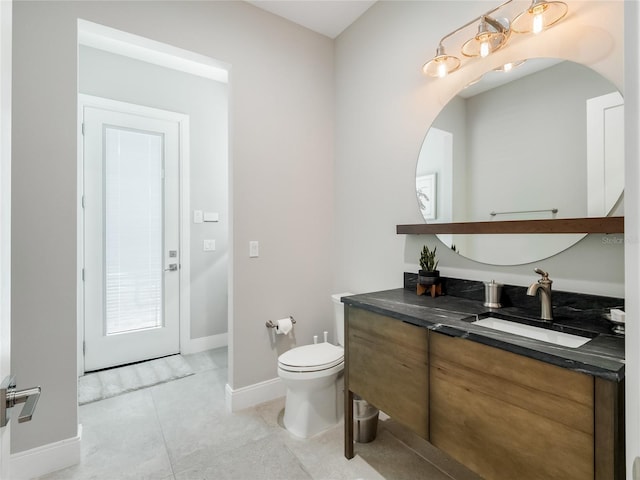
{"left": 277, "top": 293, "right": 352, "bottom": 438}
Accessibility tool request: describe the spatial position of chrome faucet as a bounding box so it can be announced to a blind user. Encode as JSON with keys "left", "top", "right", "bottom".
{"left": 527, "top": 268, "right": 553, "bottom": 321}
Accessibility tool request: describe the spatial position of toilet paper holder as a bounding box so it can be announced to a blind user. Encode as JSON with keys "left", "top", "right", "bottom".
{"left": 265, "top": 316, "right": 296, "bottom": 329}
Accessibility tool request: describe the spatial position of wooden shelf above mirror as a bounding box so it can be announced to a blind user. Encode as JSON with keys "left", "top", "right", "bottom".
{"left": 396, "top": 216, "right": 624, "bottom": 235}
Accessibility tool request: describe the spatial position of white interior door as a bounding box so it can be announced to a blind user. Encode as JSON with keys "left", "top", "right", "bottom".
{"left": 83, "top": 102, "right": 181, "bottom": 372}
{"left": 587, "top": 91, "right": 624, "bottom": 217}
{"left": 0, "top": 0, "right": 11, "bottom": 474}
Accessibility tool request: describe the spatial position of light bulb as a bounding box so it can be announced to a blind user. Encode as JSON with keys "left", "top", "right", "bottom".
{"left": 532, "top": 4, "right": 545, "bottom": 33}
{"left": 503, "top": 62, "right": 513, "bottom": 72}
{"left": 437, "top": 62, "right": 447, "bottom": 78}
{"left": 532, "top": 12, "right": 544, "bottom": 33}
{"left": 480, "top": 39, "right": 490, "bottom": 58}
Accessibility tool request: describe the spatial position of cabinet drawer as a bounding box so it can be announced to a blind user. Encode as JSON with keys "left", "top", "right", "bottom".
{"left": 429, "top": 332, "right": 593, "bottom": 480}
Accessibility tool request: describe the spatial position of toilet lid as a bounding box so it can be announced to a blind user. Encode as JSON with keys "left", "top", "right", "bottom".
{"left": 278, "top": 343, "right": 344, "bottom": 372}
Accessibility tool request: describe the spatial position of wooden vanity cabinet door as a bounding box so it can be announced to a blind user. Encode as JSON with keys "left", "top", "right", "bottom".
{"left": 346, "top": 306, "right": 429, "bottom": 439}
{"left": 429, "top": 332, "right": 594, "bottom": 480}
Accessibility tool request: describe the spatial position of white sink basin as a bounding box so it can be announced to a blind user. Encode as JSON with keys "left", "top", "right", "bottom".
{"left": 471, "top": 317, "right": 591, "bottom": 348}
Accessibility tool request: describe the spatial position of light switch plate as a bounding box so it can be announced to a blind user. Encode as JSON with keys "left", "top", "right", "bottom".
{"left": 249, "top": 241, "right": 259, "bottom": 258}
{"left": 204, "top": 212, "right": 219, "bottom": 222}
{"left": 193, "top": 210, "right": 203, "bottom": 224}
{"left": 203, "top": 239, "right": 216, "bottom": 251}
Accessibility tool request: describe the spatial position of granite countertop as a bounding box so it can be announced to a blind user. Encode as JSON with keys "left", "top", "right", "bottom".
{"left": 342, "top": 287, "right": 625, "bottom": 382}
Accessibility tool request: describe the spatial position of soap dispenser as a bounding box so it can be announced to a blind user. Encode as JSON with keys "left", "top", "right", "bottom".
{"left": 483, "top": 280, "right": 503, "bottom": 308}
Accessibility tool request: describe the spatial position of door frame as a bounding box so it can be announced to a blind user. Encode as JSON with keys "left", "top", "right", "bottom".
{"left": 0, "top": 0, "right": 12, "bottom": 475}
{"left": 77, "top": 94, "right": 191, "bottom": 375}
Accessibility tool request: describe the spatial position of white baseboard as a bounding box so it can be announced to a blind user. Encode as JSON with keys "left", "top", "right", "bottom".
{"left": 181, "top": 333, "right": 228, "bottom": 355}
{"left": 225, "top": 377, "right": 285, "bottom": 413}
{"left": 10, "top": 424, "right": 82, "bottom": 480}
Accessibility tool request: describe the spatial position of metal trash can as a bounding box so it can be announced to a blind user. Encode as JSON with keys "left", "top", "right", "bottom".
{"left": 353, "top": 395, "right": 379, "bottom": 443}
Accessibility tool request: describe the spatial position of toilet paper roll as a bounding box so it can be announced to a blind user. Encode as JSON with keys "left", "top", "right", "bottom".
{"left": 275, "top": 317, "right": 293, "bottom": 335}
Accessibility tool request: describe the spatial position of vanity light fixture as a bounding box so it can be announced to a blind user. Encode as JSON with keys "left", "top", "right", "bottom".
{"left": 511, "top": 0, "right": 568, "bottom": 34}
{"left": 461, "top": 16, "right": 509, "bottom": 58}
{"left": 422, "top": 0, "right": 568, "bottom": 78}
{"left": 422, "top": 44, "right": 461, "bottom": 78}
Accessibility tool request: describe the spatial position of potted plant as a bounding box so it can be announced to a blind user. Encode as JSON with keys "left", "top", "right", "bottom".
{"left": 419, "top": 244, "right": 440, "bottom": 285}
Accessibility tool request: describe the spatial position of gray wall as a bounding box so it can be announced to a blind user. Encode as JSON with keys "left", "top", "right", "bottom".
{"left": 334, "top": 0, "right": 624, "bottom": 297}
{"left": 464, "top": 61, "right": 616, "bottom": 221}
{"left": 79, "top": 45, "right": 229, "bottom": 339}
{"left": 12, "top": 1, "right": 333, "bottom": 453}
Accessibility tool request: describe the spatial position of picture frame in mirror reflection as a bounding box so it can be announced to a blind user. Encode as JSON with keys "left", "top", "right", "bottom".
{"left": 417, "top": 173, "right": 437, "bottom": 220}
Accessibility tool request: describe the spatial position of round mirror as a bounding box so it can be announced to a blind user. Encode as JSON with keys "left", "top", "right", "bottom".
{"left": 416, "top": 59, "right": 624, "bottom": 265}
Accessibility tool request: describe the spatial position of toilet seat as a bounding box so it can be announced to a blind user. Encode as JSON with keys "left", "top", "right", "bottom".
{"left": 278, "top": 343, "right": 344, "bottom": 373}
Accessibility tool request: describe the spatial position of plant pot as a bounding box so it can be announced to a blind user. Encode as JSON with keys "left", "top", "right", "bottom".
{"left": 418, "top": 270, "right": 440, "bottom": 285}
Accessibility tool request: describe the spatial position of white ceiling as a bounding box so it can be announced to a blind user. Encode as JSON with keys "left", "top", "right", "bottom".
{"left": 246, "top": 0, "right": 376, "bottom": 39}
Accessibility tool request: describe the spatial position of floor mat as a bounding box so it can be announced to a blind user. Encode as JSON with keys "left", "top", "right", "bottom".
{"left": 79, "top": 355, "right": 194, "bottom": 405}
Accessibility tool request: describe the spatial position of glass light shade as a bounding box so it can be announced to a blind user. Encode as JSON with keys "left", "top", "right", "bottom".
{"left": 423, "top": 54, "right": 461, "bottom": 78}
{"left": 511, "top": 0, "right": 568, "bottom": 34}
{"left": 461, "top": 30, "right": 507, "bottom": 58}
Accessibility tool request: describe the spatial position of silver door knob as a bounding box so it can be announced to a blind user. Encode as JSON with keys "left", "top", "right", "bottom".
{"left": 1, "top": 375, "right": 41, "bottom": 427}
{"left": 164, "top": 263, "right": 178, "bottom": 272}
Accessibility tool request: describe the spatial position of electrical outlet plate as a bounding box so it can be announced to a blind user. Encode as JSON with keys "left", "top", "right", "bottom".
{"left": 249, "top": 241, "right": 259, "bottom": 258}
{"left": 203, "top": 239, "right": 216, "bottom": 251}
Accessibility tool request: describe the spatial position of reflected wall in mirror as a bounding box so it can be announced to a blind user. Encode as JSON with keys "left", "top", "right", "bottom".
{"left": 416, "top": 59, "right": 624, "bottom": 265}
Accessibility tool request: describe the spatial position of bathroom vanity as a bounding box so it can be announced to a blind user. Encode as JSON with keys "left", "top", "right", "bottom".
{"left": 342, "top": 285, "right": 625, "bottom": 480}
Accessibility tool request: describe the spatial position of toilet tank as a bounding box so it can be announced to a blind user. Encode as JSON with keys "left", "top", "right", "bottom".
{"left": 331, "top": 293, "right": 353, "bottom": 347}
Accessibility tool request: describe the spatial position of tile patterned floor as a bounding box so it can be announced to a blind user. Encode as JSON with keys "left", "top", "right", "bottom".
{"left": 38, "top": 348, "right": 480, "bottom": 480}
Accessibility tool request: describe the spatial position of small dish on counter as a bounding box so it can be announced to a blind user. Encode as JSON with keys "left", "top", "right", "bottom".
{"left": 604, "top": 308, "right": 625, "bottom": 335}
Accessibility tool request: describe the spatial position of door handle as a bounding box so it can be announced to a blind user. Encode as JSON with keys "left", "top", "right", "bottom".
{"left": 1, "top": 375, "right": 41, "bottom": 427}
{"left": 164, "top": 263, "right": 178, "bottom": 272}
